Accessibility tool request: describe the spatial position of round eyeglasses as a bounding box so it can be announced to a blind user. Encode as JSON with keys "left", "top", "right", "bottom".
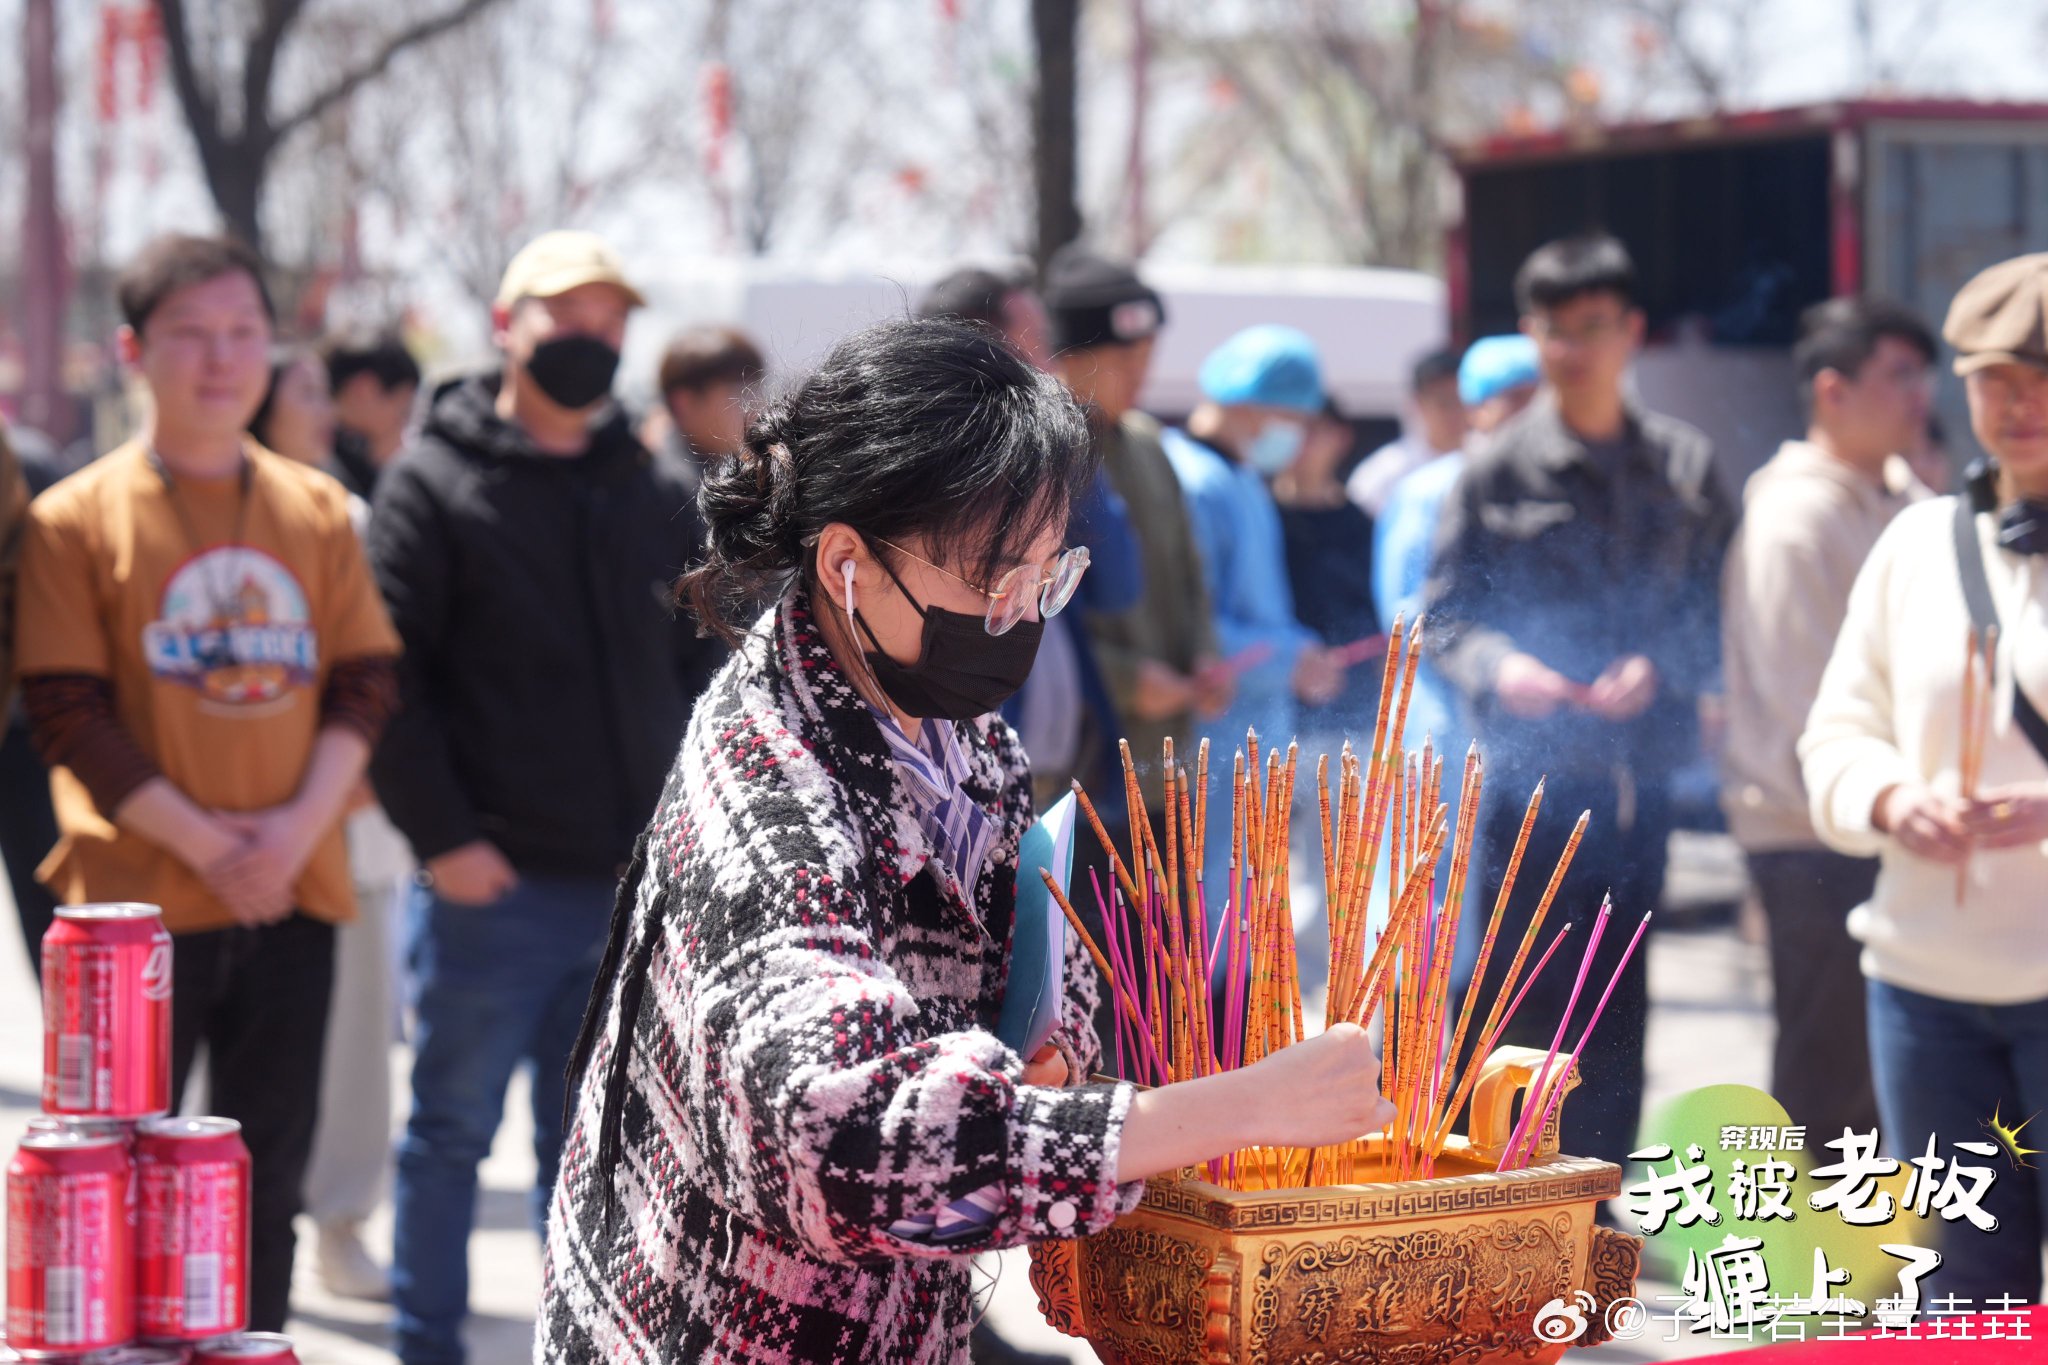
{"left": 873, "top": 539, "right": 1092, "bottom": 636}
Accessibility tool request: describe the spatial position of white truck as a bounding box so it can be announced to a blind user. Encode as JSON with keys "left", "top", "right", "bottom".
{"left": 626, "top": 257, "right": 1446, "bottom": 441}
{"left": 1452, "top": 98, "right": 2048, "bottom": 492}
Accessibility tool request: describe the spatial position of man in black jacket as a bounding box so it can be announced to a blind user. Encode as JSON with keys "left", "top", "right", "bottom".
{"left": 1428, "top": 234, "right": 1734, "bottom": 1179}
{"left": 369, "top": 231, "right": 721, "bottom": 1365}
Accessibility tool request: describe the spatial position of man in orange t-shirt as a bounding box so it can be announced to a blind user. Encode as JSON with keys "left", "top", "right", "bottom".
{"left": 13, "top": 234, "right": 401, "bottom": 1332}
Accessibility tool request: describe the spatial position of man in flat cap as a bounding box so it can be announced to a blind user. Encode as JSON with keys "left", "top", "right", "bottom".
{"left": 1797, "top": 251, "right": 2048, "bottom": 1307}
{"left": 370, "top": 230, "right": 723, "bottom": 1364}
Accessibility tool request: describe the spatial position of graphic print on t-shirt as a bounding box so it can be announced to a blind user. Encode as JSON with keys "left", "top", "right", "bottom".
{"left": 141, "top": 546, "right": 320, "bottom": 705}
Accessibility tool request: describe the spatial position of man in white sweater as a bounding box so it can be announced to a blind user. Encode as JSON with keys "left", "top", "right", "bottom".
{"left": 1800, "top": 253, "right": 2048, "bottom": 1307}
{"left": 1721, "top": 297, "right": 1935, "bottom": 1146}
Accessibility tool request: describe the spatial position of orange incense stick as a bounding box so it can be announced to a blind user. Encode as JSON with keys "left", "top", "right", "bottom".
{"left": 1427, "top": 807, "right": 1589, "bottom": 1160}
{"left": 1175, "top": 768, "right": 1211, "bottom": 1076}
{"left": 1957, "top": 625, "right": 1998, "bottom": 908}
{"left": 1426, "top": 778, "right": 1544, "bottom": 1149}
{"left": 1318, "top": 753, "right": 1338, "bottom": 970}
{"left": 1370, "top": 612, "right": 1405, "bottom": 756}
{"left": 1350, "top": 809, "right": 1449, "bottom": 1028}
{"left": 1040, "top": 869, "right": 1154, "bottom": 1047}
{"left": 1072, "top": 780, "right": 1141, "bottom": 913}
{"left": 1388, "top": 617, "right": 1425, "bottom": 755}
{"left": 1958, "top": 627, "right": 1979, "bottom": 907}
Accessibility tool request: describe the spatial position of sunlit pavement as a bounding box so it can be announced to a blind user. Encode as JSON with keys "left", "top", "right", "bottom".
{"left": 0, "top": 830, "right": 1768, "bottom": 1362}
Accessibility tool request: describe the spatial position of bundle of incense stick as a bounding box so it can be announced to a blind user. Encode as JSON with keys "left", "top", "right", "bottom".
{"left": 1957, "top": 624, "right": 1997, "bottom": 907}
{"left": 1042, "top": 616, "right": 1654, "bottom": 1190}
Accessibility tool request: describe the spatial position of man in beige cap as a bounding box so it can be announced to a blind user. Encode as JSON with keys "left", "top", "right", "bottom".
{"left": 1799, "top": 251, "right": 2048, "bottom": 1308}
{"left": 367, "top": 229, "right": 721, "bottom": 1365}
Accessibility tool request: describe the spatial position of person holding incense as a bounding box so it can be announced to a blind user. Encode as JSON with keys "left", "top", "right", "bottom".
{"left": 1427, "top": 234, "right": 1735, "bottom": 1175}
{"left": 537, "top": 319, "right": 1397, "bottom": 1365}
{"left": 1276, "top": 399, "right": 1379, "bottom": 751}
{"left": 1164, "top": 324, "right": 1348, "bottom": 913}
{"left": 1375, "top": 335, "right": 1542, "bottom": 798}
{"left": 1050, "top": 248, "right": 1234, "bottom": 793}
{"left": 1801, "top": 253, "right": 2048, "bottom": 1307}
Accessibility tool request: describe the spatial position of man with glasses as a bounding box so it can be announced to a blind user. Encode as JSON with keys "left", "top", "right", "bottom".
{"left": 1428, "top": 233, "right": 1735, "bottom": 1174}
{"left": 1722, "top": 297, "right": 1935, "bottom": 1144}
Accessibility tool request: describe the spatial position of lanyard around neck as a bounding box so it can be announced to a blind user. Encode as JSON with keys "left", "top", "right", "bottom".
{"left": 149, "top": 447, "right": 255, "bottom": 625}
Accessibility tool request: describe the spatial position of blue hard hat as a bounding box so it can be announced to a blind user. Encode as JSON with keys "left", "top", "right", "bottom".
{"left": 1198, "top": 324, "right": 1325, "bottom": 414}
{"left": 1458, "top": 334, "right": 1541, "bottom": 407}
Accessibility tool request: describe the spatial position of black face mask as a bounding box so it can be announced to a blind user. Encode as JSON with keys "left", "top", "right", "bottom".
{"left": 525, "top": 333, "right": 620, "bottom": 410}
{"left": 852, "top": 556, "right": 1043, "bottom": 720}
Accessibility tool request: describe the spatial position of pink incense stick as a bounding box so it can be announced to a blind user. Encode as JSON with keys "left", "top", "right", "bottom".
{"left": 1509, "top": 910, "right": 1654, "bottom": 1170}
{"left": 1108, "top": 889, "right": 1173, "bottom": 1086}
{"left": 1142, "top": 871, "right": 1167, "bottom": 1065}
{"left": 1219, "top": 641, "right": 1275, "bottom": 679}
{"left": 1497, "top": 897, "right": 1611, "bottom": 1166}
{"left": 1424, "top": 921, "right": 1578, "bottom": 1173}
{"left": 1120, "top": 873, "right": 1161, "bottom": 1065}
{"left": 1091, "top": 870, "right": 1144, "bottom": 1083}
{"left": 1193, "top": 881, "right": 1223, "bottom": 1076}
{"left": 1474, "top": 922, "right": 1576, "bottom": 1061}
{"left": 1096, "top": 872, "right": 1172, "bottom": 1086}
{"left": 1089, "top": 872, "right": 1136, "bottom": 1041}
{"left": 1330, "top": 632, "right": 1391, "bottom": 670}
{"left": 1224, "top": 864, "right": 1250, "bottom": 1073}
{"left": 1206, "top": 877, "right": 1232, "bottom": 979}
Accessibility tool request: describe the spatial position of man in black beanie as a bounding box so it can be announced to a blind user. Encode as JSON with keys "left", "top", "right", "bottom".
{"left": 1046, "top": 245, "right": 1231, "bottom": 791}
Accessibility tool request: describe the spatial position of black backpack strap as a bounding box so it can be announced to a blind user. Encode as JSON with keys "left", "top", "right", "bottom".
{"left": 1952, "top": 491, "right": 2048, "bottom": 765}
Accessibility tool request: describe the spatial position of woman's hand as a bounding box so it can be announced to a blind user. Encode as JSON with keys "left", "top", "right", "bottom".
{"left": 1236, "top": 1023, "right": 1398, "bottom": 1149}
{"left": 1872, "top": 783, "right": 1973, "bottom": 864}
{"left": 1957, "top": 782, "right": 2048, "bottom": 849}
{"left": 1022, "top": 1044, "right": 1071, "bottom": 1088}
{"left": 1115, "top": 1023, "right": 1396, "bottom": 1183}
{"left": 1129, "top": 660, "right": 1197, "bottom": 722}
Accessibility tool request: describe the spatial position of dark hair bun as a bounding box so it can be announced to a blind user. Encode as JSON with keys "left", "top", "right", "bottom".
{"left": 679, "top": 316, "right": 1094, "bottom": 644}
{"left": 707, "top": 413, "right": 802, "bottom": 567}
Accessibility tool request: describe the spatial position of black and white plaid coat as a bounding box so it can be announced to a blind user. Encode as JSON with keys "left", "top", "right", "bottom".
{"left": 537, "top": 590, "right": 1141, "bottom": 1364}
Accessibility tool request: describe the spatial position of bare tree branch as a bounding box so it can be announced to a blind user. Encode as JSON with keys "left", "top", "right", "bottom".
{"left": 155, "top": 0, "right": 220, "bottom": 146}
{"left": 244, "top": 0, "right": 310, "bottom": 148}
{"left": 155, "top": 0, "right": 510, "bottom": 253}
{"left": 274, "top": 0, "right": 507, "bottom": 140}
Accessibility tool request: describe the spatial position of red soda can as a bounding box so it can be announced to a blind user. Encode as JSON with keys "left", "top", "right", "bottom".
{"left": 186, "top": 1337, "right": 296, "bottom": 1364}
{"left": 23, "top": 1118, "right": 134, "bottom": 1146}
{"left": 84, "top": 1349, "right": 190, "bottom": 1363}
{"left": 5, "top": 1128, "right": 135, "bottom": 1357}
{"left": 41, "top": 905, "right": 173, "bottom": 1119}
{"left": 134, "top": 1121, "right": 249, "bottom": 1342}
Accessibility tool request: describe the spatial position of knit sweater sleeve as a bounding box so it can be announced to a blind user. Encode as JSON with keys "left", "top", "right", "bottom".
{"left": 684, "top": 856, "right": 1139, "bottom": 1266}
{"left": 1798, "top": 512, "right": 1920, "bottom": 858}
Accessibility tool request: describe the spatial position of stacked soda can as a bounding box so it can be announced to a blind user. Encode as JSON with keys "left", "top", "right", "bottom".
{"left": 5, "top": 905, "right": 295, "bottom": 1363}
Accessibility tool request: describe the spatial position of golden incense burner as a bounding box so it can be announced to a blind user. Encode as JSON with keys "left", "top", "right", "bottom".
{"left": 1030, "top": 1047, "right": 1643, "bottom": 1364}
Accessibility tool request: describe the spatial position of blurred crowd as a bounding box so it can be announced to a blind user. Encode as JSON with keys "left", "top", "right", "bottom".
{"left": 2, "top": 219, "right": 2045, "bottom": 1364}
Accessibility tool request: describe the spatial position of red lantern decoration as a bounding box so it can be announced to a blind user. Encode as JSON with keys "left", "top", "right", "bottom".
{"left": 704, "top": 62, "right": 733, "bottom": 175}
